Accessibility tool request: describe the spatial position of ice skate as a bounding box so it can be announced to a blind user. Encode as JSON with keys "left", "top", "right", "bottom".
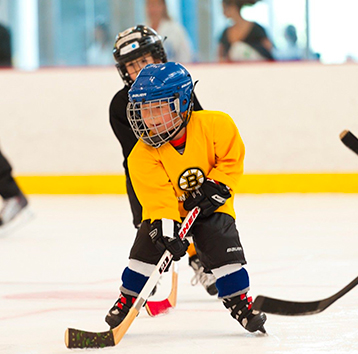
{"left": 0, "top": 192, "right": 32, "bottom": 235}
{"left": 189, "top": 255, "right": 218, "bottom": 296}
{"left": 223, "top": 293, "right": 267, "bottom": 333}
{"left": 105, "top": 293, "right": 136, "bottom": 329}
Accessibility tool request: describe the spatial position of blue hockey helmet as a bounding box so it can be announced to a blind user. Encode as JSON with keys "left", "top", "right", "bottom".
{"left": 127, "top": 62, "right": 195, "bottom": 148}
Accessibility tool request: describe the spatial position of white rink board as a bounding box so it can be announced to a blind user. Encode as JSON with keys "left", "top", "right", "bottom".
{"left": 1, "top": 63, "right": 358, "bottom": 175}
{"left": 0, "top": 194, "right": 357, "bottom": 354}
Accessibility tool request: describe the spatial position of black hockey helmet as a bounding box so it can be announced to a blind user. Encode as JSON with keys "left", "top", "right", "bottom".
{"left": 113, "top": 25, "right": 167, "bottom": 86}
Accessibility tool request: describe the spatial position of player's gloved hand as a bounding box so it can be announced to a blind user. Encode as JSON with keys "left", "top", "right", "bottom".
{"left": 149, "top": 219, "right": 189, "bottom": 261}
{"left": 183, "top": 179, "right": 231, "bottom": 217}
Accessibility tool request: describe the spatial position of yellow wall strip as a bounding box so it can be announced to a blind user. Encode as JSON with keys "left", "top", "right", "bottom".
{"left": 15, "top": 173, "right": 358, "bottom": 194}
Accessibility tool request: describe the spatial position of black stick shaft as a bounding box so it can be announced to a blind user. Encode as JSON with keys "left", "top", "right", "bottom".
{"left": 340, "top": 130, "right": 358, "bottom": 155}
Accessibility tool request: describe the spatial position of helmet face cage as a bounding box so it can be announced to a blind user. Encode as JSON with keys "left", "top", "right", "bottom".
{"left": 128, "top": 62, "right": 195, "bottom": 148}
{"left": 113, "top": 25, "right": 167, "bottom": 86}
{"left": 127, "top": 97, "right": 189, "bottom": 148}
{"left": 116, "top": 53, "right": 154, "bottom": 87}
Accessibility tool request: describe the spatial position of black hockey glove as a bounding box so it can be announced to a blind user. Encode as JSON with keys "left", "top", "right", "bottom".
{"left": 183, "top": 179, "right": 231, "bottom": 217}
{"left": 149, "top": 219, "right": 189, "bottom": 261}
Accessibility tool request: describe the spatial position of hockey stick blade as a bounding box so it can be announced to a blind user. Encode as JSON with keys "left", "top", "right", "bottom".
{"left": 65, "top": 207, "right": 200, "bottom": 349}
{"left": 65, "top": 328, "right": 115, "bottom": 348}
{"left": 340, "top": 130, "right": 358, "bottom": 155}
{"left": 65, "top": 302, "right": 139, "bottom": 348}
{"left": 253, "top": 276, "right": 358, "bottom": 316}
{"left": 145, "top": 262, "right": 179, "bottom": 316}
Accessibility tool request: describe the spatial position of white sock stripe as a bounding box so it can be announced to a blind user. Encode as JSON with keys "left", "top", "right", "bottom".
{"left": 128, "top": 259, "right": 156, "bottom": 277}
{"left": 221, "top": 287, "right": 250, "bottom": 299}
{"left": 211, "top": 263, "right": 242, "bottom": 279}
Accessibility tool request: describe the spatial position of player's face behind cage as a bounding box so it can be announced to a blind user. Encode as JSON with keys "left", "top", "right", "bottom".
{"left": 113, "top": 25, "right": 167, "bottom": 86}
{"left": 125, "top": 53, "right": 156, "bottom": 82}
{"left": 127, "top": 97, "right": 184, "bottom": 148}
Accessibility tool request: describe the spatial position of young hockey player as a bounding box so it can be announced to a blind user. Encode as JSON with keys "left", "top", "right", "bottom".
{"left": 110, "top": 25, "right": 217, "bottom": 295}
{"left": 105, "top": 62, "right": 267, "bottom": 333}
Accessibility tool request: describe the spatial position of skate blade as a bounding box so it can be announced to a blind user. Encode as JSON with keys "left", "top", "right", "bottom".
{"left": 258, "top": 325, "right": 266, "bottom": 334}
{"left": 0, "top": 207, "right": 34, "bottom": 236}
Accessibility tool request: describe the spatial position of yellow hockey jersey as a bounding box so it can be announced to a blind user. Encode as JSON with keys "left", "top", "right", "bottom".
{"left": 128, "top": 110, "right": 245, "bottom": 223}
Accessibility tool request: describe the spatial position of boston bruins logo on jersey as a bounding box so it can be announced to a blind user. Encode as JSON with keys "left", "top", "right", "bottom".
{"left": 178, "top": 168, "right": 205, "bottom": 191}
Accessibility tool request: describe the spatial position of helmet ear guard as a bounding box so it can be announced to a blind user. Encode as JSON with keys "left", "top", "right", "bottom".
{"left": 172, "top": 94, "right": 180, "bottom": 114}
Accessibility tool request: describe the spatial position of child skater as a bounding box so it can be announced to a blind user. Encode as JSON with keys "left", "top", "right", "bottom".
{"left": 105, "top": 62, "right": 267, "bottom": 334}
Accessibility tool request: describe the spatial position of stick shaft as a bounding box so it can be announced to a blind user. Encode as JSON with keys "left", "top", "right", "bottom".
{"left": 145, "top": 262, "right": 179, "bottom": 316}
{"left": 113, "top": 207, "right": 199, "bottom": 343}
{"left": 65, "top": 207, "right": 200, "bottom": 349}
{"left": 340, "top": 130, "right": 358, "bottom": 155}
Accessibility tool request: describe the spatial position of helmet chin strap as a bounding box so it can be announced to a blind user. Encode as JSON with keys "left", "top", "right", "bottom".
{"left": 161, "top": 116, "right": 185, "bottom": 142}
{"left": 169, "top": 122, "right": 186, "bottom": 141}
{"left": 146, "top": 114, "right": 186, "bottom": 148}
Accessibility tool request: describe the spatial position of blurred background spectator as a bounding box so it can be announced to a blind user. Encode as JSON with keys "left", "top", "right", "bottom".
{"left": 145, "top": 0, "right": 193, "bottom": 62}
{"left": 0, "top": 22, "right": 11, "bottom": 67}
{"left": 1, "top": 0, "right": 358, "bottom": 68}
{"left": 218, "top": 0, "right": 273, "bottom": 62}
{"left": 274, "top": 24, "right": 320, "bottom": 61}
{"left": 87, "top": 21, "right": 114, "bottom": 66}
{"left": 274, "top": 24, "right": 304, "bottom": 61}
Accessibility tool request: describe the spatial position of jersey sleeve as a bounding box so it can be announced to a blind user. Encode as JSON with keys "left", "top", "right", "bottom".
{"left": 128, "top": 143, "right": 182, "bottom": 223}
{"left": 207, "top": 112, "right": 245, "bottom": 192}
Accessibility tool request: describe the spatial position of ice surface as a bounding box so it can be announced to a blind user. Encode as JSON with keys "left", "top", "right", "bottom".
{"left": 0, "top": 194, "right": 357, "bottom": 354}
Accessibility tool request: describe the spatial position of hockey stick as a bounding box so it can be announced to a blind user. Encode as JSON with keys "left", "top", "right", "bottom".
{"left": 65, "top": 206, "right": 200, "bottom": 349}
{"left": 145, "top": 261, "right": 179, "bottom": 316}
{"left": 253, "top": 275, "right": 358, "bottom": 316}
{"left": 340, "top": 130, "right": 358, "bottom": 155}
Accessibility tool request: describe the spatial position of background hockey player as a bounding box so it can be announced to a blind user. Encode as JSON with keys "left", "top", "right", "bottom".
{"left": 109, "top": 25, "right": 217, "bottom": 295}
{"left": 105, "top": 62, "right": 267, "bottom": 334}
{"left": 0, "top": 147, "right": 30, "bottom": 232}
